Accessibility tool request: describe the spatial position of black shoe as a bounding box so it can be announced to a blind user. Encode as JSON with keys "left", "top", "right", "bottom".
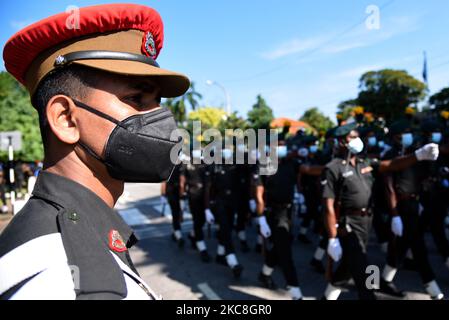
{"left": 258, "top": 272, "right": 277, "bottom": 289}
{"left": 177, "top": 238, "right": 185, "bottom": 248}
{"left": 310, "top": 258, "right": 325, "bottom": 274}
{"left": 298, "top": 234, "right": 312, "bottom": 244}
{"left": 378, "top": 279, "right": 405, "bottom": 298}
{"left": 216, "top": 255, "right": 227, "bottom": 266}
{"left": 255, "top": 243, "right": 262, "bottom": 253}
{"left": 240, "top": 241, "right": 250, "bottom": 253}
{"left": 232, "top": 264, "right": 243, "bottom": 279}
{"left": 200, "top": 250, "right": 211, "bottom": 263}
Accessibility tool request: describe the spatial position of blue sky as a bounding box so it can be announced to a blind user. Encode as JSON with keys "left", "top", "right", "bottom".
{"left": 1, "top": 0, "right": 449, "bottom": 121}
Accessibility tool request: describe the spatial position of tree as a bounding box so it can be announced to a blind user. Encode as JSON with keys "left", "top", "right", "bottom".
{"left": 300, "top": 107, "right": 335, "bottom": 132}
{"left": 247, "top": 94, "right": 274, "bottom": 129}
{"left": 430, "top": 87, "right": 449, "bottom": 111}
{"left": 188, "top": 107, "right": 226, "bottom": 130}
{"left": 336, "top": 99, "right": 359, "bottom": 121}
{"left": 357, "top": 69, "right": 427, "bottom": 123}
{"left": 0, "top": 72, "right": 43, "bottom": 162}
{"left": 163, "top": 81, "right": 202, "bottom": 125}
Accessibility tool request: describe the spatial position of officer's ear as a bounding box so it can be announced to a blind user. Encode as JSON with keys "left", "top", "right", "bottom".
{"left": 46, "top": 95, "right": 80, "bottom": 145}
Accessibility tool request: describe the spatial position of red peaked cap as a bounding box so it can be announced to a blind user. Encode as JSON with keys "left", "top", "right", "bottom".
{"left": 3, "top": 3, "right": 189, "bottom": 98}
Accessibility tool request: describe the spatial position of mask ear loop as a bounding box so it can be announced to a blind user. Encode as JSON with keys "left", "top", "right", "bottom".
{"left": 71, "top": 98, "right": 126, "bottom": 163}
{"left": 72, "top": 99, "right": 126, "bottom": 129}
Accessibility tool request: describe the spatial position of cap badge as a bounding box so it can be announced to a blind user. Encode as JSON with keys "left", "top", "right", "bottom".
{"left": 109, "top": 229, "right": 127, "bottom": 252}
{"left": 142, "top": 31, "right": 157, "bottom": 59}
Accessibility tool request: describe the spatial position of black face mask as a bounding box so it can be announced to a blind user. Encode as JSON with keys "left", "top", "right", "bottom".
{"left": 72, "top": 99, "right": 182, "bottom": 183}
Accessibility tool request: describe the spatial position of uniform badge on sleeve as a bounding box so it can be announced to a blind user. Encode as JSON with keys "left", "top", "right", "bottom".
{"left": 109, "top": 230, "right": 127, "bottom": 253}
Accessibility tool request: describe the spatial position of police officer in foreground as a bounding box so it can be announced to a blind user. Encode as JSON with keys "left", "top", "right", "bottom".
{"left": 0, "top": 4, "right": 189, "bottom": 299}
{"left": 321, "top": 123, "right": 439, "bottom": 300}
{"left": 254, "top": 139, "right": 322, "bottom": 300}
{"left": 379, "top": 120, "right": 445, "bottom": 300}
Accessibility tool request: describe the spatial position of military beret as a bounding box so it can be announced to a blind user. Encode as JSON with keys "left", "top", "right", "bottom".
{"left": 3, "top": 4, "right": 190, "bottom": 98}
{"left": 389, "top": 120, "right": 410, "bottom": 136}
{"left": 334, "top": 122, "right": 358, "bottom": 138}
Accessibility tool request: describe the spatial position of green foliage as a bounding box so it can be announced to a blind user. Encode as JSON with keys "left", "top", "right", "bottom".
{"left": 430, "top": 87, "right": 449, "bottom": 111}
{"left": 357, "top": 69, "right": 427, "bottom": 123}
{"left": 247, "top": 94, "right": 274, "bottom": 129}
{"left": 0, "top": 72, "right": 43, "bottom": 162}
{"left": 188, "top": 107, "right": 227, "bottom": 130}
{"left": 300, "top": 107, "right": 335, "bottom": 132}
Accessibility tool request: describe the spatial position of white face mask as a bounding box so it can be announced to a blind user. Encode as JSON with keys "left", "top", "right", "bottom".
{"left": 347, "top": 137, "right": 364, "bottom": 154}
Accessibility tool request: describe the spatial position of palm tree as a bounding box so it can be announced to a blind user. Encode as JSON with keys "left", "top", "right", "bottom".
{"left": 163, "top": 82, "right": 203, "bottom": 125}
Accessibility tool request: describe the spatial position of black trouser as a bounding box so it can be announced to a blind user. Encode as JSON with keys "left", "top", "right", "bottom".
{"left": 301, "top": 190, "right": 321, "bottom": 233}
{"left": 188, "top": 193, "right": 206, "bottom": 242}
{"left": 386, "top": 199, "right": 435, "bottom": 284}
{"left": 264, "top": 204, "right": 299, "bottom": 287}
{"left": 214, "top": 198, "right": 236, "bottom": 254}
{"left": 332, "top": 214, "right": 376, "bottom": 300}
{"left": 421, "top": 189, "right": 449, "bottom": 259}
{"left": 372, "top": 206, "right": 390, "bottom": 244}
{"left": 235, "top": 194, "right": 250, "bottom": 233}
{"left": 167, "top": 185, "right": 182, "bottom": 231}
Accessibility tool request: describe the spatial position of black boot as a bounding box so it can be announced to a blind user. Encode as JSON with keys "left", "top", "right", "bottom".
{"left": 232, "top": 264, "right": 243, "bottom": 279}
{"left": 255, "top": 243, "right": 262, "bottom": 253}
{"left": 258, "top": 272, "right": 277, "bottom": 289}
{"left": 188, "top": 234, "right": 197, "bottom": 250}
{"left": 378, "top": 279, "right": 406, "bottom": 298}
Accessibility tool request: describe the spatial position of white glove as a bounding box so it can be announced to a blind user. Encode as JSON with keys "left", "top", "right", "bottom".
{"left": 415, "top": 143, "right": 439, "bottom": 161}
{"left": 249, "top": 199, "right": 257, "bottom": 213}
{"left": 327, "top": 238, "right": 342, "bottom": 262}
{"left": 258, "top": 216, "right": 272, "bottom": 238}
{"left": 205, "top": 209, "right": 215, "bottom": 225}
{"left": 391, "top": 216, "right": 403, "bottom": 237}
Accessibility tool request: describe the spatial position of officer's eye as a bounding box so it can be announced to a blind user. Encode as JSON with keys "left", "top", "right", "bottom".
{"left": 124, "top": 94, "right": 143, "bottom": 105}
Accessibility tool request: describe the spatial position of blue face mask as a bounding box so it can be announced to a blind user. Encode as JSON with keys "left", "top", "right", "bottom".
{"left": 401, "top": 133, "right": 414, "bottom": 148}
{"left": 432, "top": 132, "right": 442, "bottom": 144}
{"left": 368, "top": 137, "right": 377, "bottom": 147}
{"left": 309, "top": 145, "right": 318, "bottom": 154}
{"left": 348, "top": 137, "right": 364, "bottom": 154}
{"left": 378, "top": 140, "right": 385, "bottom": 148}
{"left": 277, "top": 146, "right": 288, "bottom": 159}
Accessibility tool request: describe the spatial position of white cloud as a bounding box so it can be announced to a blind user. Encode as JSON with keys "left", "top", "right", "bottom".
{"left": 260, "top": 36, "right": 326, "bottom": 60}
{"left": 261, "top": 14, "right": 421, "bottom": 60}
{"left": 10, "top": 20, "right": 34, "bottom": 31}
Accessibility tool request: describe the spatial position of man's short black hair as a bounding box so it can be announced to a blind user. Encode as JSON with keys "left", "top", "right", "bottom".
{"left": 33, "top": 64, "right": 101, "bottom": 149}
